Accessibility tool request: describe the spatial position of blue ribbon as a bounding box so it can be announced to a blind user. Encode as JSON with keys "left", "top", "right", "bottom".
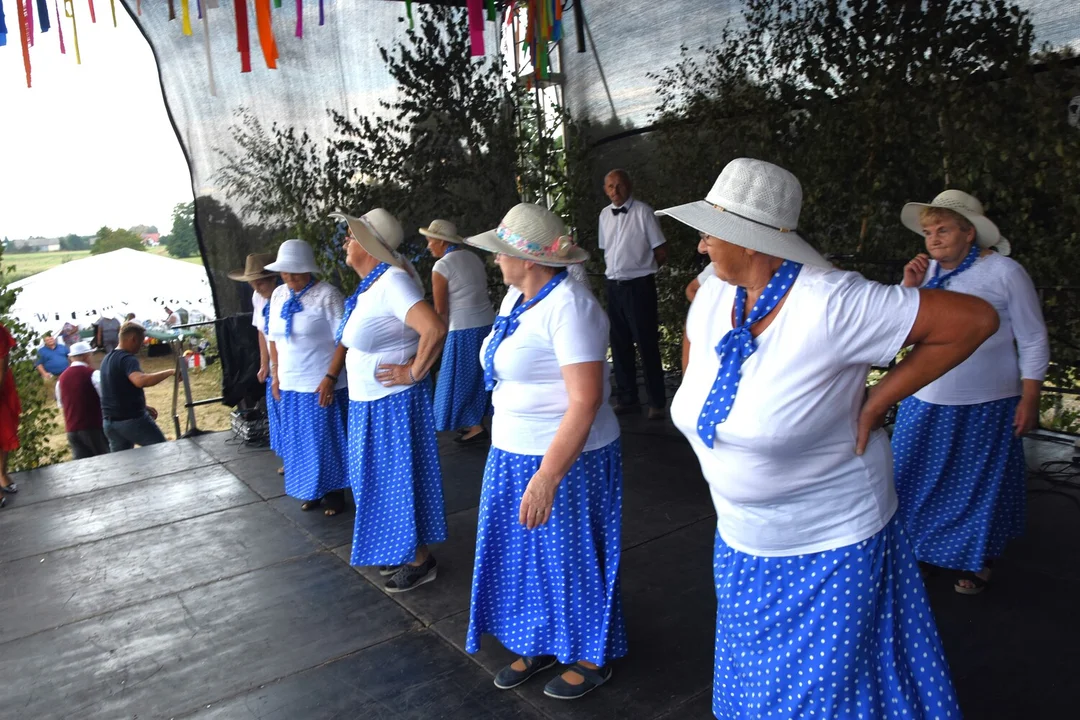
{"left": 483, "top": 270, "right": 568, "bottom": 391}
{"left": 280, "top": 279, "right": 316, "bottom": 339}
{"left": 36, "top": 0, "right": 49, "bottom": 32}
{"left": 697, "top": 260, "right": 802, "bottom": 447}
{"left": 924, "top": 244, "right": 980, "bottom": 290}
{"left": 335, "top": 262, "right": 390, "bottom": 344}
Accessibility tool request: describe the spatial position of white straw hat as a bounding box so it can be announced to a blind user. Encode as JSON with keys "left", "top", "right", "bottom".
{"left": 465, "top": 203, "right": 588, "bottom": 265}
{"left": 900, "top": 190, "right": 1011, "bottom": 256}
{"left": 655, "top": 158, "right": 830, "bottom": 268}
{"left": 330, "top": 209, "right": 406, "bottom": 269}
{"left": 419, "top": 219, "right": 464, "bottom": 244}
{"left": 264, "top": 239, "right": 320, "bottom": 274}
{"left": 69, "top": 341, "right": 93, "bottom": 356}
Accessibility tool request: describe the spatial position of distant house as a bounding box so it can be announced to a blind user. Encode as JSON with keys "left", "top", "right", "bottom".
{"left": 141, "top": 233, "right": 161, "bottom": 247}
{"left": 11, "top": 237, "right": 61, "bottom": 253}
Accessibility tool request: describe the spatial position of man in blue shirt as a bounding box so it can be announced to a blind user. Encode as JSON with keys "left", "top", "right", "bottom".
{"left": 100, "top": 322, "right": 175, "bottom": 452}
{"left": 35, "top": 334, "right": 71, "bottom": 380}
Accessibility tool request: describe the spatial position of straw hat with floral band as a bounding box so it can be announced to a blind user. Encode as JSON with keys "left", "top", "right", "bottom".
{"left": 655, "top": 157, "right": 830, "bottom": 269}
{"left": 419, "top": 219, "right": 464, "bottom": 245}
{"left": 227, "top": 252, "right": 278, "bottom": 282}
{"left": 900, "top": 189, "right": 1011, "bottom": 257}
{"left": 465, "top": 203, "right": 588, "bottom": 266}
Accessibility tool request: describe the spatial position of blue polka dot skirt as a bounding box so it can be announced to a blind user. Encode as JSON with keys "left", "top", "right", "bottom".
{"left": 265, "top": 378, "right": 283, "bottom": 454}
{"left": 466, "top": 439, "right": 628, "bottom": 667}
{"left": 711, "top": 519, "right": 960, "bottom": 719}
{"left": 277, "top": 388, "right": 350, "bottom": 502}
{"left": 892, "top": 395, "right": 1025, "bottom": 572}
{"left": 433, "top": 325, "right": 492, "bottom": 432}
{"left": 347, "top": 380, "right": 448, "bottom": 566}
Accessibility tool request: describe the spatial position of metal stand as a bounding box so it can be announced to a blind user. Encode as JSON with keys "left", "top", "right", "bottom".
{"left": 170, "top": 338, "right": 200, "bottom": 438}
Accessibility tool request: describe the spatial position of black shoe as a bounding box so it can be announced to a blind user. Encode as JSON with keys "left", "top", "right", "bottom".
{"left": 385, "top": 555, "right": 437, "bottom": 593}
{"left": 0, "top": 482, "right": 17, "bottom": 494}
{"left": 543, "top": 663, "right": 613, "bottom": 700}
{"left": 454, "top": 428, "right": 489, "bottom": 446}
{"left": 493, "top": 655, "right": 557, "bottom": 690}
{"left": 377, "top": 565, "right": 401, "bottom": 577}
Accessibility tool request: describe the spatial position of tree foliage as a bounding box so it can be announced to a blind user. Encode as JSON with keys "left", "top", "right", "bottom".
{"left": 216, "top": 5, "right": 526, "bottom": 294}
{"left": 637, "top": 0, "right": 1079, "bottom": 395}
{"left": 59, "top": 234, "right": 90, "bottom": 251}
{"left": 91, "top": 227, "right": 146, "bottom": 255}
{"left": 0, "top": 244, "right": 62, "bottom": 471}
{"left": 166, "top": 202, "right": 199, "bottom": 258}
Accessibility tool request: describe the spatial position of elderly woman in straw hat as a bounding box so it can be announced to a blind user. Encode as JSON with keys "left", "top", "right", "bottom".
{"left": 420, "top": 218, "right": 496, "bottom": 445}
{"left": 892, "top": 191, "right": 1049, "bottom": 595}
{"left": 463, "top": 204, "right": 626, "bottom": 701}
{"left": 228, "top": 253, "right": 284, "bottom": 467}
{"left": 264, "top": 240, "right": 350, "bottom": 517}
{"left": 660, "top": 158, "right": 1001, "bottom": 718}
{"left": 331, "top": 208, "right": 449, "bottom": 593}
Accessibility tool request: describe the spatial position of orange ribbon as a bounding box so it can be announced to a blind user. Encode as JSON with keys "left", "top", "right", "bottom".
{"left": 254, "top": 0, "right": 278, "bottom": 69}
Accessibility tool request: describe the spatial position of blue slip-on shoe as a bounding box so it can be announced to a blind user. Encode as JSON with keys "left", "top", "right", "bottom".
{"left": 543, "top": 663, "right": 612, "bottom": 700}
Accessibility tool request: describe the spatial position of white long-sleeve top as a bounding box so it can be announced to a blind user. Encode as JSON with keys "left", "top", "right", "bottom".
{"left": 914, "top": 252, "right": 1049, "bottom": 405}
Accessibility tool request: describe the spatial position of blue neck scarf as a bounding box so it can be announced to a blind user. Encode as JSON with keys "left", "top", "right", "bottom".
{"left": 335, "top": 262, "right": 391, "bottom": 344}
{"left": 442, "top": 244, "right": 459, "bottom": 254}
{"left": 483, "top": 270, "right": 568, "bottom": 391}
{"left": 924, "top": 244, "right": 979, "bottom": 290}
{"left": 280, "top": 279, "right": 316, "bottom": 339}
{"left": 261, "top": 300, "right": 271, "bottom": 335}
{"left": 697, "top": 260, "right": 802, "bottom": 447}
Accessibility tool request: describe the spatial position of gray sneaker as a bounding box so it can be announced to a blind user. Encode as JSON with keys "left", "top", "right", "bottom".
{"left": 385, "top": 555, "right": 437, "bottom": 593}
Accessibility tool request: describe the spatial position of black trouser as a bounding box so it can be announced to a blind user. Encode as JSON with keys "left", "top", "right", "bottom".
{"left": 606, "top": 274, "right": 666, "bottom": 408}
{"left": 67, "top": 428, "right": 110, "bottom": 459}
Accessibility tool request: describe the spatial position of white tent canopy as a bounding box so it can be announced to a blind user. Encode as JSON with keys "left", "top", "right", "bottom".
{"left": 10, "top": 249, "right": 215, "bottom": 337}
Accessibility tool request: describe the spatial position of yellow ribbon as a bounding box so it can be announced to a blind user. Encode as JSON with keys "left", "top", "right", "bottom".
{"left": 181, "top": 0, "right": 192, "bottom": 36}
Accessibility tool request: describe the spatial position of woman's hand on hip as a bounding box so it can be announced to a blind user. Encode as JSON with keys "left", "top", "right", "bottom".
{"left": 375, "top": 360, "right": 415, "bottom": 388}
{"left": 519, "top": 471, "right": 557, "bottom": 530}
{"left": 902, "top": 254, "right": 930, "bottom": 288}
{"left": 316, "top": 376, "right": 336, "bottom": 407}
{"left": 855, "top": 387, "right": 889, "bottom": 455}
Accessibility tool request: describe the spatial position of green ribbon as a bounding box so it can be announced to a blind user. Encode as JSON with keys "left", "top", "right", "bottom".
{"left": 405, "top": 0, "right": 414, "bottom": 29}
{"left": 486, "top": 0, "right": 496, "bottom": 21}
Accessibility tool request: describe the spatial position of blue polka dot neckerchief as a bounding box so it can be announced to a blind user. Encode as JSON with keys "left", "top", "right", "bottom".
{"left": 335, "top": 262, "right": 391, "bottom": 344}
{"left": 696, "top": 260, "right": 802, "bottom": 447}
{"left": 924, "top": 244, "right": 979, "bottom": 290}
{"left": 261, "top": 301, "right": 271, "bottom": 335}
{"left": 483, "top": 270, "right": 568, "bottom": 391}
{"left": 442, "top": 243, "right": 459, "bottom": 254}
{"left": 280, "top": 278, "right": 316, "bottom": 339}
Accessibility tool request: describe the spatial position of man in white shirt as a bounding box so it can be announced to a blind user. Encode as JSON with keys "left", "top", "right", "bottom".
{"left": 598, "top": 169, "right": 668, "bottom": 418}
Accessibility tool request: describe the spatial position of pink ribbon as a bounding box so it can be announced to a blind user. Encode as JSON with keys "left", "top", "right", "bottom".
{"left": 295, "top": 0, "right": 302, "bottom": 37}
{"left": 466, "top": 0, "right": 484, "bottom": 56}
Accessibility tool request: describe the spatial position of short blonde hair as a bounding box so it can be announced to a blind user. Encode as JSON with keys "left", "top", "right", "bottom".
{"left": 119, "top": 321, "right": 146, "bottom": 340}
{"left": 919, "top": 207, "right": 973, "bottom": 233}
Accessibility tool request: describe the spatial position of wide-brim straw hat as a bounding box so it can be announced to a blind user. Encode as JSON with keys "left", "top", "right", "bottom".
{"left": 227, "top": 252, "right": 278, "bottom": 282}
{"left": 655, "top": 157, "right": 830, "bottom": 268}
{"left": 419, "top": 219, "right": 464, "bottom": 244}
{"left": 900, "top": 190, "right": 1011, "bottom": 256}
{"left": 465, "top": 203, "right": 588, "bottom": 266}
{"left": 331, "top": 208, "right": 405, "bottom": 269}
{"left": 68, "top": 341, "right": 93, "bottom": 356}
{"left": 264, "top": 239, "right": 320, "bottom": 274}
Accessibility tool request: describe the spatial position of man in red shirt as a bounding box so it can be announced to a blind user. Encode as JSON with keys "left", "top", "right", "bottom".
{"left": 56, "top": 341, "right": 109, "bottom": 459}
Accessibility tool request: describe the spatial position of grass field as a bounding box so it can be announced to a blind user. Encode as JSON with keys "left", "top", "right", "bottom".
{"left": 42, "top": 351, "right": 232, "bottom": 462}
{"left": 3, "top": 247, "right": 202, "bottom": 283}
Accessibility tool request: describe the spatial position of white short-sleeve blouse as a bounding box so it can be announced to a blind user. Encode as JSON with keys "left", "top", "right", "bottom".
{"left": 671, "top": 265, "right": 920, "bottom": 557}
{"left": 432, "top": 249, "right": 495, "bottom": 331}
{"left": 481, "top": 277, "right": 620, "bottom": 456}
{"left": 340, "top": 267, "right": 425, "bottom": 402}
{"left": 267, "top": 281, "right": 347, "bottom": 393}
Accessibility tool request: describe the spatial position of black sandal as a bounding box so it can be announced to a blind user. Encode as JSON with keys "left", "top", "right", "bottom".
{"left": 954, "top": 571, "right": 990, "bottom": 595}
{"left": 543, "top": 662, "right": 612, "bottom": 700}
{"left": 300, "top": 499, "right": 322, "bottom": 512}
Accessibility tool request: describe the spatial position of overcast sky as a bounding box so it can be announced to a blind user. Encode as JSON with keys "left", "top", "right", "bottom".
{"left": 0, "top": 3, "right": 192, "bottom": 240}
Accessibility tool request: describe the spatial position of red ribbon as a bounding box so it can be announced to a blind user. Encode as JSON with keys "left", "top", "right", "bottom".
{"left": 88, "top": 0, "right": 96, "bottom": 23}
{"left": 16, "top": 0, "right": 31, "bottom": 87}
{"left": 234, "top": 0, "right": 250, "bottom": 72}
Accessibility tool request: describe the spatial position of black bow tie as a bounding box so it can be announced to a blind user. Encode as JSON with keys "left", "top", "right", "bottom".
{"left": 611, "top": 207, "right": 628, "bottom": 216}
